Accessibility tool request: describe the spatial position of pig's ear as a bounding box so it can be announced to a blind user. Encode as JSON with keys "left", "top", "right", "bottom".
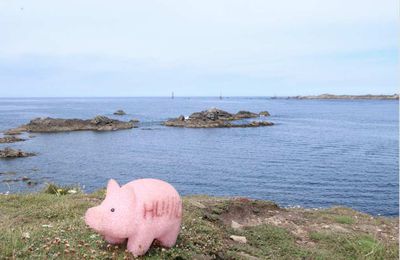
{"left": 106, "top": 179, "right": 120, "bottom": 195}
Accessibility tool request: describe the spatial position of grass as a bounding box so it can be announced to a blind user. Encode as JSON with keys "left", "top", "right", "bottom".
{"left": 0, "top": 187, "right": 398, "bottom": 259}
{"left": 309, "top": 232, "right": 398, "bottom": 260}
{"left": 333, "top": 215, "right": 355, "bottom": 225}
{"left": 230, "top": 225, "right": 310, "bottom": 259}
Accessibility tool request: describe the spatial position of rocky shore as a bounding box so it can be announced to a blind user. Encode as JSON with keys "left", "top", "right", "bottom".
{"left": 291, "top": 94, "right": 399, "bottom": 100}
{"left": 4, "top": 127, "right": 27, "bottom": 135}
{"left": 0, "top": 191, "right": 397, "bottom": 259}
{"left": 4, "top": 116, "right": 135, "bottom": 134}
{"left": 163, "top": 108, "right": 273, "bottom": 128}
{"left": 0, "top": 147, "right": 36, "bottom": 158}
{"left": 0, "top": 136, "right": 25, "bottom": 143}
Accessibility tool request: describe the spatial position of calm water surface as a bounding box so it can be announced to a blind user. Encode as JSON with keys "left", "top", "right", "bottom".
{"left": 0, "top": 97, "right": 398, "bottom": 216}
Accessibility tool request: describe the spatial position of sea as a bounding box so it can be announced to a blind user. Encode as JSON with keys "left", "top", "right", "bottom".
{"left": 0, "top": 97, "right": 398, "bottom": 216}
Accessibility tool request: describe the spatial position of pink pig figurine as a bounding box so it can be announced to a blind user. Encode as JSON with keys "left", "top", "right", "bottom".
{"left": 85, "top": 178, "right": 182, "bottom": 256}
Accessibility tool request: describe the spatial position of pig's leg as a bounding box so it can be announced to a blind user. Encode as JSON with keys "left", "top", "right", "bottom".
{"left": 127, "top": 235, "right": 154, "bottom": 256}
{"left": 157, "top": 224, "right": 180, "bottom": 248}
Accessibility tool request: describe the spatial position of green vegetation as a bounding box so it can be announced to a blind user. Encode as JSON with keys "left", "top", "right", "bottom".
{"left": 309, "top": 232, "right": 398, "bottom": 259}
{"left": 333, "top": 215, "right": 355, "bottom": 225}
{"left": 42, "top": 183, "right": 81, "bottom": 196}
{"left": 0, "top": 187, "right": 398, "bottom": 259}
{"left": 230, "top": 225, "right": 310, "bottom": 259}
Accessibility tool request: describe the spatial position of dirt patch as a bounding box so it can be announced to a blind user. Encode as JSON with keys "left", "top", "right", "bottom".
{"left": 218, "top": 198, "right": 280, "bottom": 227}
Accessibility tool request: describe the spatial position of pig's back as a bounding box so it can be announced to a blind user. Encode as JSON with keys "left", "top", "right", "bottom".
{"left": 128, "top": 178, "right": 179, "bottom": 198}
{"left": 124, "top": 178, "right": 182, "bottom": 223}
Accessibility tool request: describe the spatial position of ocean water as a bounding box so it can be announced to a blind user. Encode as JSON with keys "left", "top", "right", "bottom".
{"left": 0, "top": 97, "right": 398, "bottom": 216}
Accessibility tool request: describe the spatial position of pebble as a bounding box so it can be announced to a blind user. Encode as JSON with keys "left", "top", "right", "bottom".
{"left": 230, "top": 235, "right": 247, "bottom": 243}
{"left": 231, "top": 220, "right": 243, "bottom": 229}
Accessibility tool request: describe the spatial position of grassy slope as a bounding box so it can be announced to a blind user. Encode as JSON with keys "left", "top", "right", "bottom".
{"left": 0, "top": 188, "right": 398, "bottom": 260}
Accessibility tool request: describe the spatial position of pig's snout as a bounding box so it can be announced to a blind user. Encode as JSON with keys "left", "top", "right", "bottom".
{"left": 85, "top": 207, "right": 101, "bottom": 232}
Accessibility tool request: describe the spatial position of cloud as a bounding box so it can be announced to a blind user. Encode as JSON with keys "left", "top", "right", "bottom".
{"left": 0, "top": 0, "right": 398, "bottom": 96}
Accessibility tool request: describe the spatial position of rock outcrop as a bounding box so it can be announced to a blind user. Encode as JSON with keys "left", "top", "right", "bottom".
{"left": 230, "top": 235, "right": 247, "bottom": 243}
{"left": 0, "top": 147, "right": 36, "bottom": 158}
{"left": 4, "top": 116, "right": 134, "bottom": 133}
{"left": 0, "top": 136, "right": 25, "bottom": 143}
{"left": 234, "top": 111, "right": 259, "bottom": 119}
{"left": 259, "top": 111, "right": 271, "bottom": 116}
{"left": 163, "top": 108, "right": 273, "bottom": 128}
{"left": 113, "top": 110, "right": 126, "bottom": 115}
{"left": 4, "top": 127, "right": 26, "bottom": 135}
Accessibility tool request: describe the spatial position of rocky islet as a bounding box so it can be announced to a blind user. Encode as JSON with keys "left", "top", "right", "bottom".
{"left": 163, "top": 108, "right": 273, "bottom": 128}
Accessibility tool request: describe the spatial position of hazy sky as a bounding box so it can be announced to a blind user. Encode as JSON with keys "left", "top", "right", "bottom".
{"left": 0, "top": 0, "right": 398, "bottom": 97}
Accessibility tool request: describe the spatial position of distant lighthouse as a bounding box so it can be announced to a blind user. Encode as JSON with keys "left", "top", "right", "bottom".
{"left": 171, "top": 91, "right": 174, "bottom": 99}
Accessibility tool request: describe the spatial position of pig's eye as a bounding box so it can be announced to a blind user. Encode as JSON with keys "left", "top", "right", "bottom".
{"left": 110, "top": 208, "right": 115, "bottom": 212}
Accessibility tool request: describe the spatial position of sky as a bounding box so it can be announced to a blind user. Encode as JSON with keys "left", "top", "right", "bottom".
{"left": 0, "top": 0, "right": 398, "bottom": 97}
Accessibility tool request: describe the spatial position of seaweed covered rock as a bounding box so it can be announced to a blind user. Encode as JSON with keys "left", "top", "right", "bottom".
{"left": 8, "top": 116, "right": 134, "bottom": 133}
{"left": 129, "top": 119, "right": 140, "bottom": 123}
{"left": 4, "top": 127, "right": 26, "bottom": 136}
{"left": 0, "top": 147, "right": 36, "bottom": 158}
{"left": 163, "top": 108, "right": 273, "bottom": 128}
{"left": 259, "top": 111, "right": 271, "bottom": 116}
{"left": 189, "top": 108, "right": 235, "bottom": 121}
{"left": 113, "top": 110, "right": 126, "bottom": 115}
{"left": 234, "top": 111, "right": 259, "bottom": 119}
{"left": 0, "top": 136, "right": 25, "bottom": 143}
{"left": 90, "top": 115, "right": 114, "bottom": 125}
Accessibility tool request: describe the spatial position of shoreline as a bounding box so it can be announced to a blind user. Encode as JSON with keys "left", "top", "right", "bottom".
{"left": 1, "top": 188, "right": 398, "bottom": 259}
{"left": 288, "top": 94, "right": 399, "bottom": 100}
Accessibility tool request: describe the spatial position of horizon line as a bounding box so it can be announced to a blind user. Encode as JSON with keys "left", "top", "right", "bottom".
{"left": 0, "top": 93, "right": 399, "bottom": 99}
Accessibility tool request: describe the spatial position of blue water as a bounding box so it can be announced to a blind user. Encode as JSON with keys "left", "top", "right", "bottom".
{"left": 0, "top": 97, "right": 398, "bottom": 216}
